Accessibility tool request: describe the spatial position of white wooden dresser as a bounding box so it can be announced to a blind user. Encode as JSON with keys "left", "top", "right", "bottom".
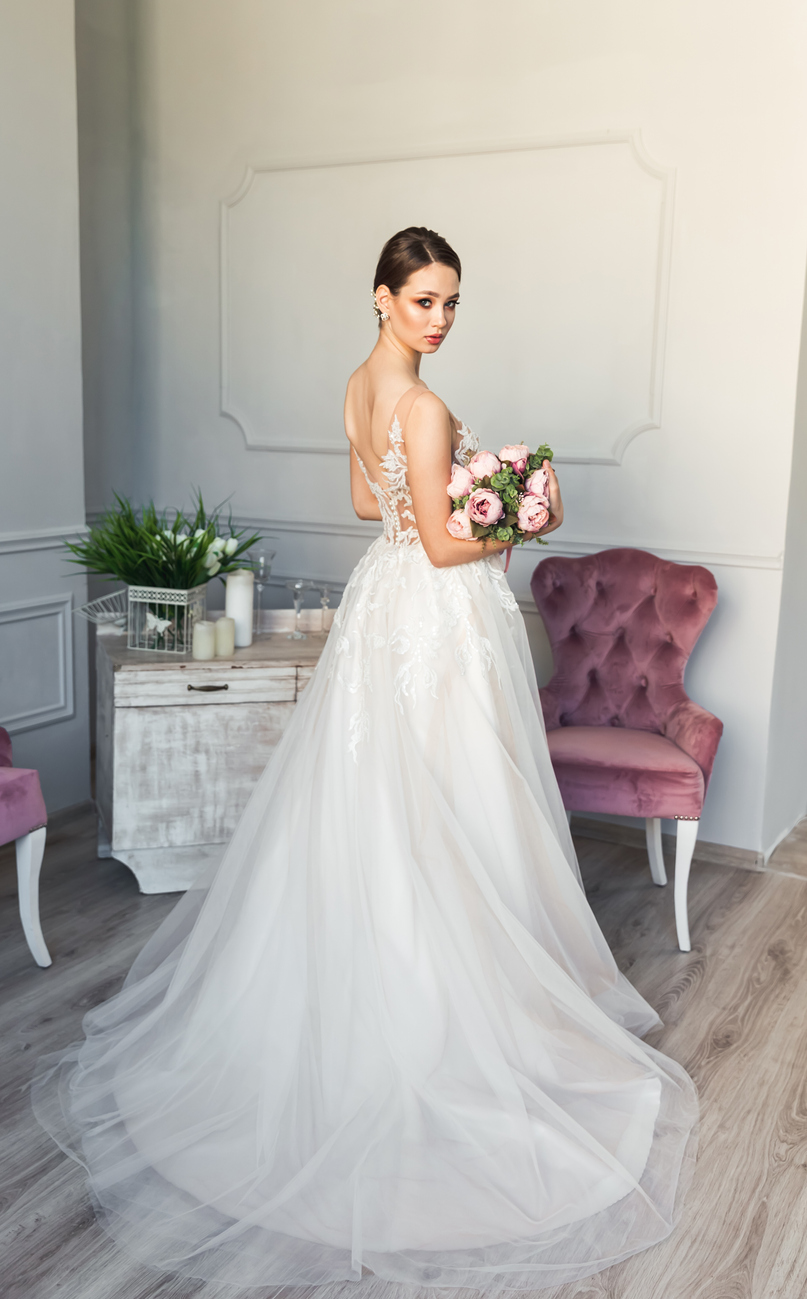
{"left": 96, "top": 625, "right": 329, "bottom": 892}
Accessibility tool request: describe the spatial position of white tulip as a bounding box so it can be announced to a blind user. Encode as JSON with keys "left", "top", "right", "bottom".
{"left": 203, "top": 549, "right": 219, "bottom": 569}
{"left": 194, "top": 528, "right": 207, "bottom": 539}
{"left": 224, "top": 537, "right": 239, "bottom": 556}
{"left": 208, "top": 560, "right": 221, "bottom": 576}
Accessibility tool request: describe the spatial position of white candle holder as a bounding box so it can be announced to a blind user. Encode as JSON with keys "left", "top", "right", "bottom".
{"left": 225, "top": 568, "right": 254, "bottom": 647}
{"left": 192, "top": 620, "right": 216, "bottom": 661}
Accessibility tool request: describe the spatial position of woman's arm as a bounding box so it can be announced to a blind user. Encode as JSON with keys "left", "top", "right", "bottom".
{"left": 406, "top": 394, "right": 563, "bottom": 568}
{"left": 348, "top": 445, "right": 383, "bottom": 521}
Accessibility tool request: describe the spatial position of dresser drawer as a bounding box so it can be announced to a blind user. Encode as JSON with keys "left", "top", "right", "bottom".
{"left": 114, "top": 663, "right": 297, "bottom": 707}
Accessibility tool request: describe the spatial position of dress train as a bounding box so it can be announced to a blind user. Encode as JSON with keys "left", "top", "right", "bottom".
{"left": 32, "top": 388, "right": 698, "bottom": 1291}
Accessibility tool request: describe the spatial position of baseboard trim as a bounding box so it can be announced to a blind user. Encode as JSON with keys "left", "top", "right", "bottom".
{"left": 45, "top": 799, "right": 96, "bottom": 832}
{"left": 570, "top": 814, "right": 765, "bottom": 872}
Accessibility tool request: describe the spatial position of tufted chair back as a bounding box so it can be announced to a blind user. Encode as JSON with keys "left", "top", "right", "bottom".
{"left": 531, "top": 548, "right": 718, "bottom": 738}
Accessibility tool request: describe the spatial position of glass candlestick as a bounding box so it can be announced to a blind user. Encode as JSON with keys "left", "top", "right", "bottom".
{"left": 317, "top": 584, "right": 332, "bottom": 631}
{"left": 285, "top": 579, "right": 314, "bottom": 639}
{"left": 249, "top": 548, "right": 276, "bottom": 635}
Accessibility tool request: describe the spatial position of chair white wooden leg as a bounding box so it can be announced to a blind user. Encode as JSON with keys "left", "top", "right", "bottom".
{"left": 15, "top": 826, "right": 51, "bottom": 967}
{"left": 673, "top": 817, "right": 699, "bottom": 953}
{"left": 645, "top": 817, "right": 667, "bottom": 886}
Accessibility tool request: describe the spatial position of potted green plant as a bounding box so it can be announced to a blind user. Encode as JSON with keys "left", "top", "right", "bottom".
{"left": 66, "top": 492, "right": 263, "bottom": 653}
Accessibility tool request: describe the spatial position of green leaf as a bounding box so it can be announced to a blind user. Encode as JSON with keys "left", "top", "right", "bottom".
{"left": 63, "top": 493, "right": 268, "bottom": 588}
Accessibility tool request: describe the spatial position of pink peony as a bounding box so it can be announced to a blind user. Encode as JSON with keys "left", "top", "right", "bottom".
{"left": 524, "top": 466, "right": 550, "bottom": 502}
{"left": 446, "top": 508, "right": 475, "bottom": 539}
{"left": 467, "top": 450, "right": 502, "bottom": 480}
{"left": 466, "top": 488, "right": 504, "bottom": 527}
{"left": 446, "top": 463, "right": 475, "bottom": 499}
{"left": 517, "top": 494, "right": 550, "bottom": 533}
{"left": 499, "top": 443, "right": 530, "bottom": 476}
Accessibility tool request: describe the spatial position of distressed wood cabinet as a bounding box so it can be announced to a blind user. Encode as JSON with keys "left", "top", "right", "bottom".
{"left": 96, "top": 629, "right": 328, "bottom": 892}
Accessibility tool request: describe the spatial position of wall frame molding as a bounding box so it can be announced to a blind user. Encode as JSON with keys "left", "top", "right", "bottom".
{"left": 0, "top": 593, "right": 75, "bottom": 734}
{"left": 220, "top": 130, "right": 675, "bottom": 461}
{"left": 537, "top": 538, "right": 784, "bottom": 571}
{"left": 0, "top": 524, "right": 87, "bottom": 556}
{"left": 229, "top": 514, "right": 782, "bottom": 572}
{"left": 85, "top": 508, "right": 780, "bottom": 574}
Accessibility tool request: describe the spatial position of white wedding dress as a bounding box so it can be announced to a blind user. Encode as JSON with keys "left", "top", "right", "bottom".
{"left": 33, "top": 386, "right": 699, "bottom": 1294}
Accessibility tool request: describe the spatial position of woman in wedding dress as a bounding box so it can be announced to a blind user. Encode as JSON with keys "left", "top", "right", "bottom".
{"left": 33, "top": 226, "right": 698, "bottom": 1294}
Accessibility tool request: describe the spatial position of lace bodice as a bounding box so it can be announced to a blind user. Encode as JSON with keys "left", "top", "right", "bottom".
{"left": 352, "top": 400, "right": 479, "bottom": 546}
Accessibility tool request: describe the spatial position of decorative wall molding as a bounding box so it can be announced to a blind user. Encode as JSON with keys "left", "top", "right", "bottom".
{"left": 220, "top": 131, "right": 675, "bottom": 462}
{"left": 228, "top": 514, "right": 783, "bottom": 573}
{"left": 0, "top": 594, "right": 74, "bottom": 733}
{"left": 537, "top": 538, "right": 784, "bottom": 571}
{"left": 0, "top": 523, "right": 87, "bottom": 556}
{"left": 85, "top": 507, "right": 780, "bottom": 575}
{"left": 235, "top": 514, "right": 382, "bottom": 541}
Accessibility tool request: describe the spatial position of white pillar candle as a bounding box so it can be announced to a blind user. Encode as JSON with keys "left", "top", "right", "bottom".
{"left": 225, "top": 568, "right": 254, "bottom": 647}
{"left": 215, "top": 615, "right": 236, "bottom": 658}
{"left": 192, "top": 620, "right": 216, "bottom": 661}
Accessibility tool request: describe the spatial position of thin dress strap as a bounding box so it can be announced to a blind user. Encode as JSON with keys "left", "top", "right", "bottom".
{"left": 349, "top": 384, "right": 428, "bottom": 479}
{"left": 387, "top": 385, "right": 429, "bottom": 440}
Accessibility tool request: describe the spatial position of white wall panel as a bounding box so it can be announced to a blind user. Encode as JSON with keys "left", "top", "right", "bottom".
{"left": 222, "top": 135, "right": 671, "bottom": 463}
{"left": 0, "top": 594, "right": 74, "bottom": 734}
{"left": 75, "top": 0, "right": 807, "bottom": 850}
{"left": 0, "top": 0, "right": 90, "bottom": 809}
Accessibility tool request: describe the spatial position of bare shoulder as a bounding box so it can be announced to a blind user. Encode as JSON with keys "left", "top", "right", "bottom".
{"left": 408, "top": 390, "right": 450, "bottom": 425}
{"left": 343, "top": 365, "right": 369, "bottom": 441}
{"left": 344, "top": 364, "right": 367, "bottom": 409}
{"left": 406, "top": 391, "right": 452, "bottom": 440}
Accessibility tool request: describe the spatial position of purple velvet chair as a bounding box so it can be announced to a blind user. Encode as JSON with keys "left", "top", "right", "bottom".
{"left": 531, "top": 548, "right": 723, "bottom": 952}
{"left": 0, "top": 727, "right": 51, "bottom": 966}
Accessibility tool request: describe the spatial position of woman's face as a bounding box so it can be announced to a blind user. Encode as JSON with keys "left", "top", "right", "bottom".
{"left": 376, "top": 262, "right": 460, "bottom": 354}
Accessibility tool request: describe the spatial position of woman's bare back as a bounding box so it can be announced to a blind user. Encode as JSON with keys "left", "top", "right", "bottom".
{"left": 343, "top": 359, "right": 463, "bottom": 466}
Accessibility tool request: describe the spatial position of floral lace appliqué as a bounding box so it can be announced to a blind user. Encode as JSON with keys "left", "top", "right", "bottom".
{"left": 336, "top": 417, "right": 517, "bottom": 759}
{"left": 352, "top": 418, "right": 479, "bottom": 548}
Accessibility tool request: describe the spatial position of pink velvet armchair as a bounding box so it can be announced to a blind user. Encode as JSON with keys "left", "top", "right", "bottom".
{"left": 530, "top": 548, "right": 723, "bottom": 952}
{"left": 0, "top": 727, "right": 51, "bottom": 966}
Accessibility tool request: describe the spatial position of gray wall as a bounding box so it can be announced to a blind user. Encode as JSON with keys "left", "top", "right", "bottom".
{"left": 72, "top": 0, "right": 807, "bottom": 854}
{"left": 75, "top": 0, "right": 142, "bottom": 514}
{"left": 0, "top": 0, "right": 91, "bottom": 811}
{"left": 762, "top": 269, "right": 807, "bottom": 854}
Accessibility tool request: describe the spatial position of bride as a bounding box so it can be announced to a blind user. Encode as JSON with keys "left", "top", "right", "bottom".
{"left": 33, "top": 226, "right": 698, "bottom": 1293}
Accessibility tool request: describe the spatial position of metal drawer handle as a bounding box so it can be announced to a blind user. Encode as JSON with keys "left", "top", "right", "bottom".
{"left": 187, "top": 683, "right": 229, "bottom": 692}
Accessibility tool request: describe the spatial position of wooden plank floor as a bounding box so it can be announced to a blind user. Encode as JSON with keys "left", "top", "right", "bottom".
{"left": 2, "top": 806, "right": 807, "bottom": 1299}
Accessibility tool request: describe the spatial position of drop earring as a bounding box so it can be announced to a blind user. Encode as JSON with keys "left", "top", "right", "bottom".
{"left": 371, "top": 289, "right": 390, "bottom": 322}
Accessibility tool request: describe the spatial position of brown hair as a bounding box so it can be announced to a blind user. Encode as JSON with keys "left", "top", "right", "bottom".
{"left": 373, "top": 227, "right": 462, "bottom": 301}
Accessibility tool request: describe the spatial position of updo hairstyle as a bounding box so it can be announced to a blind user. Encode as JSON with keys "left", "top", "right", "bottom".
{"left": 373, "top": 227, "right": 461, "bottom": 324}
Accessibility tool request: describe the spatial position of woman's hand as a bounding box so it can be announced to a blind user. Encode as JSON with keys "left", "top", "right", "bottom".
{"left": 535, "top": 459, "right": 563, "bottom": 537}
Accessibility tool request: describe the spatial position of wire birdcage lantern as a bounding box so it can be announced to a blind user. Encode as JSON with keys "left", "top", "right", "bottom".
{"left": 126, "top": 584, "right": 206, "bottom": 653}
{"left": 74, "top": 588, "right": 128, "bottom": 630}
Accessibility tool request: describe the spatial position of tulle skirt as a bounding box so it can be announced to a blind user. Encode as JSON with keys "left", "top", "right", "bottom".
{"left": 32, "top": 536, "right": 698, "bottom": 1292}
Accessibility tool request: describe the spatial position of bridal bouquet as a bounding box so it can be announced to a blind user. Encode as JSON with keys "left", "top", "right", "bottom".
{"left": 446, "top": 442, "right": 555, "bottom": 546}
